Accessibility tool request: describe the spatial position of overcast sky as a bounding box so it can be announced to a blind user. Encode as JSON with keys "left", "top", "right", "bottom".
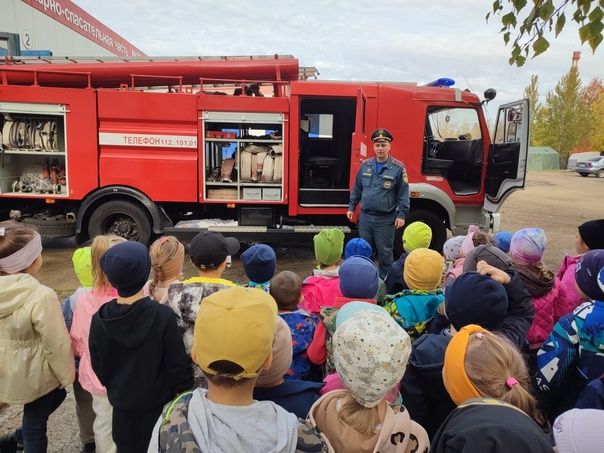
{"left": 74, "top": 0, "right": 603, "bottom": 122}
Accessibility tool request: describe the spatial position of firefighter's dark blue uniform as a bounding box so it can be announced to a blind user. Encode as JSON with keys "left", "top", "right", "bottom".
{"left": 348, "top": 130, "right": 410, "bottom": 277}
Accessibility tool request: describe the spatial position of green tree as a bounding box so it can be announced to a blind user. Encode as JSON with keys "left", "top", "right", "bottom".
{"left": 488, "top": 1, "right": 604, "bottom": 66}
{"left": 588, "top": 86, "right": 604, "bottom": 150}
{"left": 523, "top": 74, "right": 541, "bottom": 145}
{"left": 533, "top": 60, "right": 590, "bottom": 167}
{"left": 578, "top": 77, "right": 604, "bottom": 149}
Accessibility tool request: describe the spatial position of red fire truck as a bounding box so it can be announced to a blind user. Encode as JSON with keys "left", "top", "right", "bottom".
{"left": 0, "top": 55, "right": 528, "bottom": 253}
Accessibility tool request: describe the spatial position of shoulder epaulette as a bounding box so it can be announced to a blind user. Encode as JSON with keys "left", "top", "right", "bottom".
{"left": 362, "top": 158, "right": 374, "bottom": 164}
{"left": 390, "top": 157, "right": 406, "bottom": 168}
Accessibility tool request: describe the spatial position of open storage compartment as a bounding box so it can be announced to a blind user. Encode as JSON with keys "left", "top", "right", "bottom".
{"left": 202, "top": 111, "right": 284, "bottom": 202}
{"left": 0, "top": 102, "right": 68, "bottom": 197}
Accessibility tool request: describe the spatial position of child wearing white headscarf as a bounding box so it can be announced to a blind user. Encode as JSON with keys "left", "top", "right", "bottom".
{"left": 308, "top": 310, "right": 429, "bottom": 453}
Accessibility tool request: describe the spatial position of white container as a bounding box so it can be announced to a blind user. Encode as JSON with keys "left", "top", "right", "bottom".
{"left": 242, "top": 187, "right": 262, "bottom": 200}
{"left": 262, "top": 188, "right": 281, "bottom": 201}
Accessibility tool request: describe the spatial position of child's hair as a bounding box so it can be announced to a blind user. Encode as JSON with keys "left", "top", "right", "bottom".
{"left": 270, "top": 271, "right": 302, "bottom": 310}
{"left": 204, "top": 360, "right": 255, "bottom": 389}
{"left": 472, "top": 231, "right": 492, "bottom": 247}
{"left": 149, "top": 236, "right": 184, "bottom": 298}
{"left": 465, "top": 331, "right": 538, "bottom": 417}
{"left": 338, "top": 394, "right": 383, "bottom": 437}
{"left": 91, "top": 234, "right": 126, "bottom": 291}
{"left": 0, "top": 224, "right": 38, "bottom": 275}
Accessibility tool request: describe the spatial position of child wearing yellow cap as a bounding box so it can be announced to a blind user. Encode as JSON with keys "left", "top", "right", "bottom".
{"left": 384, "top": 221, "right": 432, "bottom": 294}
{"left": 383, "top": 248, "right": 445, "bottom": 339}
{"left": 147, "top": 287, "right": 326, "bottom": 452}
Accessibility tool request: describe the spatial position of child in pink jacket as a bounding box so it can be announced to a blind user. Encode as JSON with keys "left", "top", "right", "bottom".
{"left": 300, "top": 229, "right": 345, "bottom": 314}
{"left": 556, "top": 219, "right": 604, "bottom": 312}
{"left": 509, "top": 228, "right": 569, "bottom": 350}
{"left": 71, "top": 234, "right": 124, "bottom": 453}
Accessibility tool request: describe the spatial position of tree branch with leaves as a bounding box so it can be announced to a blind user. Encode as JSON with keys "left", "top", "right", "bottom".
{"left": 488, "top": 0, "right": 604, "bottom": 66}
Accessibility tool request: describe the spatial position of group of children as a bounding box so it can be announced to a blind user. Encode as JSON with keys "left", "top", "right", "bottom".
{"left": 0, "top": 217, "right": 603, "bottom": 453}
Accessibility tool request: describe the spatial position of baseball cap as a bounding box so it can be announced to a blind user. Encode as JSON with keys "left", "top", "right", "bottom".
{"left": 189, "top": 231, "right": 240, "bottom": 269}
{"left": 192, "top": 286, "right": 277, "bottom": 379}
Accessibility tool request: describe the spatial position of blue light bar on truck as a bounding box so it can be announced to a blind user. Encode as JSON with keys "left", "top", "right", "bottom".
{"left": 424, "top": 78, "right": 455, "bottom": 87}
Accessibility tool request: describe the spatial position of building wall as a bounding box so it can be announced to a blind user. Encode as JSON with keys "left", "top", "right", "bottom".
{"left": 0, "top": 0, "right": 145, "bottom": 57}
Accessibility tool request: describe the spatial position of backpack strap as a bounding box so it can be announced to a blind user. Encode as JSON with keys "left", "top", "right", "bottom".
{"left": 158, "top": 391, "right": 202, "bottom": 453}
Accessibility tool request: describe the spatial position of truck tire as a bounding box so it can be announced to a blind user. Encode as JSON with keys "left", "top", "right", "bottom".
{"left": 22, "top": 214, "right": 76, "bottom": 239}
{"left": 87, "top": 200, "right": 152, "bottom": 244}
{"left": 393, "top": 210, "right": 447, "bottom": 259}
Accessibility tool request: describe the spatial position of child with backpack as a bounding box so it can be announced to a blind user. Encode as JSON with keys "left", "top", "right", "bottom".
{"left": 241, "top": 243, "right": 277, "bottom": 292}
{"left": 308, "top": 309, "right": 429, "bottom": 453}
{"left": 383, "top": 248, "right": 445, "bottom": 339}
{"left": 0, "top": 224, "right": 74, "bottom": 453}
{"left": 509, "top": 228, "right": 569, "bottom": 351}
{"left": 300, "top": 228, "right": 345, "bottom": 314}
{"left": 145, "top": 235, "right": 185, "bottom": 303}
{"left": 71, "top": 234, "right": 125, "bottom": 453}
{"left": 254, "top": 317, "right": 323, "bottom": 418}
{"left": 89, "top": 241, "right": 193, "bottom": 453}
{"left": 271, "top": 270, "right": 322, "bottom": 381}
{"left": 147, "top": 286, "right": 326, "bottom": 452}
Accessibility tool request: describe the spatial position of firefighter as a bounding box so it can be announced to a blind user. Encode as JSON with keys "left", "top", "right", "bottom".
{"left": 347, "top": 128, "right": 410, "bottom": 278}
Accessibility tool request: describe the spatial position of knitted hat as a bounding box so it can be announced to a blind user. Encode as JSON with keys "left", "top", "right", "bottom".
{"left": 314, "top": 228, "right": 344, "bottom": 266}
{"left": 403, "top": 221, "right": 432, "bottom": 252}
{"left": 442, "top": 324, "right": 486, "bottom": 405}
{"left": 100, "top": 241, "right": 151, "bottom": 297}
{"left": 339, "top": 256, "right": 379, "bottom": 299}
{"left": 241, "top": 244, "right": 277, "bottom": 284}
{"left": 403, "top": 248, "right": 444, "bottom": 290}
{"left": 578, "top": 219, "right": 604, "bottom": 250}
{"left": 553, "top": 408, "right": 604, "bottom": 453}
{"left": 493, "top": 231, "right": 513, "bottom": 253}
{"left": 461, "top": 225, "right": 480, "bottom": 257}
{"left": 344, "top": 238, "right": 373, "bottom": 259}
{"left": 72, "top": 246, "right": 93, "bottom": 288}
{"left": 443, "top": 235, "right": 465, "bottom": 261}
{"left": 256, "top": 317, "right": 293, "bottom": 387}
{"left": 335, "top": 301, "right": 389, "bottom": 329}
{"left": 193, "top": 287, "right": 277, "bottom": 379}
{"left": 463, "top": 244, "right": 513, "bottom": 273}
{"left": 575, "top": 250, "right": 604, "bottom": 301}
{"left": 509, "top": 228, "right": 546, "bottom": 265}
{"left": 333, "top": 310, "right": 411, "bottom": 408}
{"left": 445, "top": 273, "right": 508, "bottom": 331}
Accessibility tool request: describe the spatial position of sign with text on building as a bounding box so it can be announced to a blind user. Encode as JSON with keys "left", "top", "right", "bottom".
{"left": 22, "top": 0, "right": 146, "bottom": 57}
{"left": 99, "top": 133, "right": 198, "bottom": 149}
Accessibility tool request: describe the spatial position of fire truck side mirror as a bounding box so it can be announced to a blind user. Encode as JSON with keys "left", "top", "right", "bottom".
{"left": 483, "top": 88, "right": 497, "bottom": 103}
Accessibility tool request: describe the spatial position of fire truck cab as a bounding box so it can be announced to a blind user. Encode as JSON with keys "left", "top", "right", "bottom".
{"left": 0, "top": 55, "right": 528, "bottom": 253}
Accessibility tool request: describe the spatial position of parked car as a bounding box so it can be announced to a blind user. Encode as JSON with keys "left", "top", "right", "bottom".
{"left": 575, "top": 157, "right": 604, "bottom": 178}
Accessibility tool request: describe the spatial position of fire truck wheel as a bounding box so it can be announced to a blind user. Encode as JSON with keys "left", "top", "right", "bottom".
{"left": 22, "top": 214, "right": 76, "bottom": 239}
{"left": 394, "top": 210, "right": 447, "bottom": 259}
{"left": 88, "top": 200, "right": 152, "bottom": 244}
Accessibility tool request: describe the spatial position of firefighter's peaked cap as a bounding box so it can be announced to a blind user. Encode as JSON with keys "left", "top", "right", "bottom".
{"left": 371, "top": 128, "right": 393, "bottom": 142}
